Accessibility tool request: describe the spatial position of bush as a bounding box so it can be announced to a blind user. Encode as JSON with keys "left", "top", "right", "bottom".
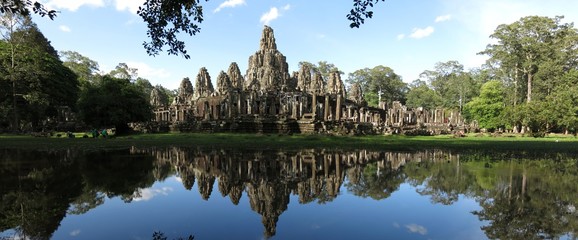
{"left": 530, "top": 131, "right": 546, "bottom": 138}
{"left": 404, "top": 129, "right": 432, "bottom": 136}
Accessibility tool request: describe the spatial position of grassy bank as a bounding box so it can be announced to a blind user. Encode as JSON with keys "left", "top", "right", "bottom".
{"left": 1, "top": 132, "right": 578, "bottom": 153}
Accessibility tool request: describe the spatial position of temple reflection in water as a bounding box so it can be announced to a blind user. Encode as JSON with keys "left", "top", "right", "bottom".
{"left": 135, "top": 147, "right": 460, "bottom": 237}
{"left": 1, "top": 147, "right": 576, "bottom": 239}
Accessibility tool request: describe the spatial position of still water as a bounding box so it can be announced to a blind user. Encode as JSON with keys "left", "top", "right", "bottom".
{"left": 1, "top": 147, "right": 577, "bottom": 240}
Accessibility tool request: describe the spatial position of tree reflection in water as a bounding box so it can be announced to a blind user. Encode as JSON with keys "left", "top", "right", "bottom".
{"left": 0, "top": 147, "right": 577, "bottom": 239}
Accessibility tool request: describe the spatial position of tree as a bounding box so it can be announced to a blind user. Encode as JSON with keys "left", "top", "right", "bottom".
{"left": 135, "top": 77, "right": 154, "bottom": 102}
{"left": 480, "top": 16, "right": 578, "bottom": 133}
{"left": 420, "top": 61, "right": 477, "bottom": 111}
{"left": 346, "top": 65, "right": 406, "bottom": 107}
{"left": 405, "top": 80, "right": 442, "bottom": 109}
{"left": 464, "top": 80, "right": 505, "bottom": 131}
{"left": 108, "top": 62, "right": 138, "bottom": 80}
{"left": 0, "top": 0, "right": 56, "bottom": 19}
{"left": 0, "top": 11, "right": 23, "bottom": 130}
{"left": 0, "top": 16, "right": 78, "bottom": 130}
{"left": 76, "top": 76, "right": 152, "bottom": 134}
{"left": 481, "top": 16, "right": 577, "bottom": 104}
{"left": 61, "top": 51, "right": 100, "bottom": 85}
{"left": 297, "top": 61, "right": 343, "bottom": 81}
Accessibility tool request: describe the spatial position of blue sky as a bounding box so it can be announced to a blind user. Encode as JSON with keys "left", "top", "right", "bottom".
{"left": 32, "top": 0, "right": 578, "bottom": 90}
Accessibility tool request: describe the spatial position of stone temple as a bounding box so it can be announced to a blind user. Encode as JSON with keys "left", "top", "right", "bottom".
{"left": 146, "top": 26, "right": 464, "bottom": 134}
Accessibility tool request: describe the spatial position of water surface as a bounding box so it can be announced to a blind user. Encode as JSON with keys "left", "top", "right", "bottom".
{"left": 1, "top": 147, "right": 576, "bottom": 239}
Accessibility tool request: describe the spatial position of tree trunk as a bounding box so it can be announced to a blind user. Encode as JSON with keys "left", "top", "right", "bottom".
{"left": 526, "top": 72, "right": 532, "bottom": 103}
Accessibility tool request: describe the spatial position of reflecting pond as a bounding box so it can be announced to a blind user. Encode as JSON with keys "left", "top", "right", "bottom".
{"left": 1, "top": 147, "right": 577, "bottom": 239}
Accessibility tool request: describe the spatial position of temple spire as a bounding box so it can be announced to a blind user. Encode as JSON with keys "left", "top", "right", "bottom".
{"left": 259, "top": 25, "right": 277, "bottom": 51}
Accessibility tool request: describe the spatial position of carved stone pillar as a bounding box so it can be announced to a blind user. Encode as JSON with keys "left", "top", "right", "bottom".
{"left": 312, "top": 94, "right": 317, "bottom": 117}
{"left": 324, "top": 95, "right": 330, "bottom": 121}
{"left": 336, "top": 95, "right": 342, "bottom": 121}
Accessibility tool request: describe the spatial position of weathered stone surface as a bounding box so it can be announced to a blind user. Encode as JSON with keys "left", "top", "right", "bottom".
{"left": 348, "top": 82, "right": 366, "bottom": 106}
{"left": 148, "top": 25, "right": 467, "bottom": 135}
{"left": 150, "top": 87, "right": 168, "bottom": 108}
{"left": 216, "top": 71, "right": 232, "bottom": 95}
{"left": 245, "top": 25, "right": 291, "bottom": 92}
{"left": 227, "top": 62, "right": 244, "bottom": 91}
{"left": 174, "top": 77, "right": 194, "bottom": 105}
{"left": 260, "top": 25, "right": 277, "bottom": 50}
{"left": 296, "top": 65, "right": 311, "bottom": 92}
{"left": 194, "top": 67, "right": 214, "bottom": 99}
{"left": 327, "top": 71, "right": 345, "bottom": 95}
{"left": 310, "top": 71, "right": 325, "bottom": 95}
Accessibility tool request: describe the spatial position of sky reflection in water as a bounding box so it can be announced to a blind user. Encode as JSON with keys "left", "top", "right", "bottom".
{"left": 1, "top": 148, "right": 576, "bottom": 240}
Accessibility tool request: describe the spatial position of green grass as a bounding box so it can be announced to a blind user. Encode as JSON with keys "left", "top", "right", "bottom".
{"left": 1, "top": 132, "right": 578, "bottom": 153}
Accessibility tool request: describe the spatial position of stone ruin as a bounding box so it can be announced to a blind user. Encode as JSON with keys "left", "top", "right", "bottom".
{"left": 147, "top": 26, "right": 465, "bottom": 135}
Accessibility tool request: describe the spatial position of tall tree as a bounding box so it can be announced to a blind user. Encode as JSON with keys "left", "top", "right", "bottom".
{"left": 420, "top": 61, "right": 476, "bottom": 111}
{"left": 481, "top": 16, "right": 577, "bottom": 104}
{"left": 480, "top": 16, "right": 578, "bottom": 133}
{"left": 108, "top": 63, "right": 138, "bottom": 80}
{"left": 0, "top": 11, "right": 23, "bottom": 130}
{"left": 405, "top": 80, "right": 442, "bottom": 109}
{"left": 0, "top": 15, "right": 78, "bottom": 130}
{"left": 346, "top": 65, "right": 406, "bottom": 108}
{"left": 61, "top": 51, "right": 100, "bottom": 85}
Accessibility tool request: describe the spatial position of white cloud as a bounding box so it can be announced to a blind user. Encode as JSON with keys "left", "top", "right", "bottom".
{"left": 435, "top": 14, "right": 452, "bottom": 22}
{"left": 283, "top": 4, "right": 291, "bottom": 11}
{"left": 115, "top": 0, "right": 145, "bottom": 14}
{"left": 397, "top": 34, "right": 405, "bottom": 40}
{"left": 409, "top": 26, "right": 434, "bottom": 39}
{"left": 214, "top": 0, "right": 246, "bottom": 13}
{"left": 260, "top": 7, "right": 279, "bottom": 25}
{"left": 125, "top": 61, "right": 172, "bottom": 80}
{"left": 44, "top": 0, "right": 105, "bottom": 11}
{"left": 59, "top": 25, "right": 71, "bottom": 32}
{"left": 405, "top": 224, "right": 428, "bottom": 235}
{"left": 45, "top": 0, "right": 144, "bottom": 14}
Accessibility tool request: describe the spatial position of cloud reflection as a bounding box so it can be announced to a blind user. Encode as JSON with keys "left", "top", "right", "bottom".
{"left": 70, "top": 229, "right": 81, "bottom": 236}
{"left": 133, "top": 187, "right": 173, "bottom": 201}
{"left": 405, "top": 223, "right": 428, "bottom": 235}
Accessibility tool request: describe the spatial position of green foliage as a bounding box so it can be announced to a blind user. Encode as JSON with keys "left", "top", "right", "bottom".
{"left": 347, "top": 0, "right": 385, "bottom": 28}
{"left": 479, "top": 16, "right": 578, "bottom": 133}
{"left": 345, "top": 162, "right": 405, "bottom": 200}
{"left": 405, "top": 80, "right": 442, "bottom": 109}
{"left": 0, "top": 0, "right": 57, "bottom": 19}
{"left": 61, "top": 50, "right": 100, "bottom": 85}
{"left": 481, "top": 15, "right": 578, "bottom": 104}
{"left": 297, "top": 60, "right": 343, "bottom": 82}
{"left": 77, "top": 76, "right": 152, "bottom": 134}
{"left": 346, "top": 65, "right": 407, "bottom": 107}
{"left": 108, "top": 62, "right": 138, "bottom": 80}
{"left": 0, "top": 17, "right": 79, "bottom": 130}
{"left": 464, "top": 80, "right": 505, "bottom": 130}
{"left": 420, "top": 61, "right": 477, "bottom": 110}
